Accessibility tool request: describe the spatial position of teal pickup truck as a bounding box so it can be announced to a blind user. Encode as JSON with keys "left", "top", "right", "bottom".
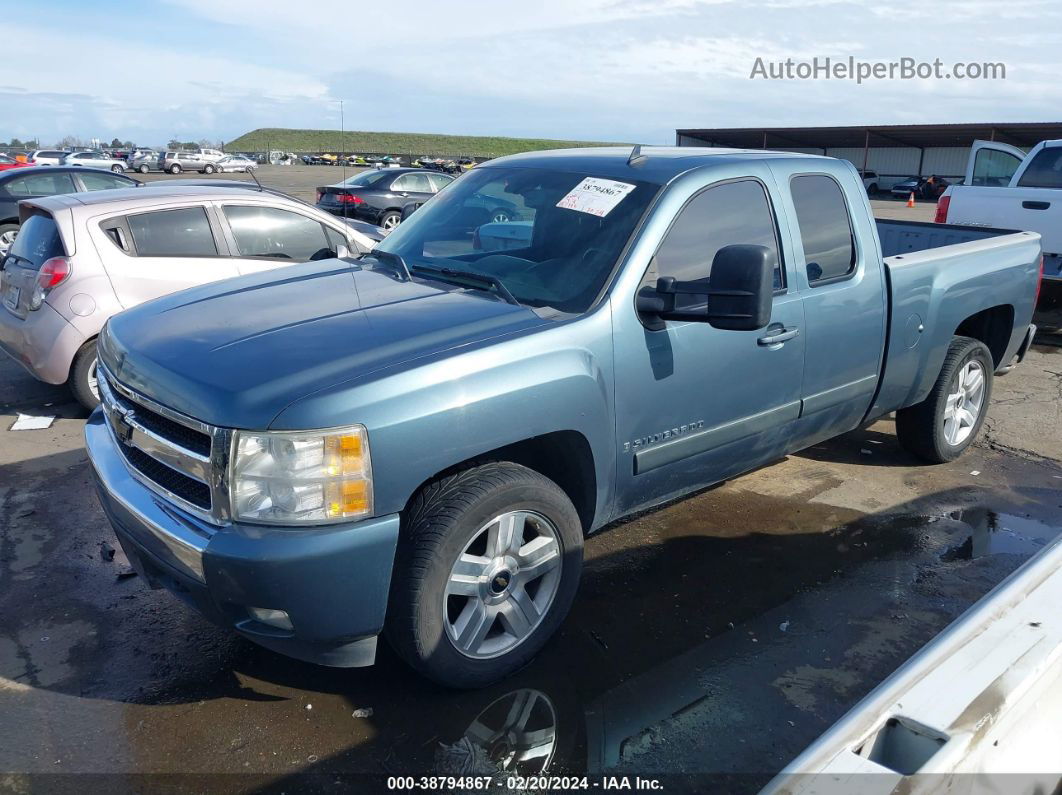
{"left": 85, "top": 147, "right": 1040, "bottom": 687}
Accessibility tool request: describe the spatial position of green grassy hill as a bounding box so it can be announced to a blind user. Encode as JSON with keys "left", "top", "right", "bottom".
{"left": 226, "top": 128, "right": 627, "bottom": 158}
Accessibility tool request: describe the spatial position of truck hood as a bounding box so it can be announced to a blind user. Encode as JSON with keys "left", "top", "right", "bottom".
{"left": 100, "top": 259, "right": 547, "bottom": 428}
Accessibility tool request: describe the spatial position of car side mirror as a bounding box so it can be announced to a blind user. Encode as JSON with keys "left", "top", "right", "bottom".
{"left": 635, "top": 244, "right": 774, "bottom": 331}
{"left": 704, "top": 244, "right": 774, "bottom": 330}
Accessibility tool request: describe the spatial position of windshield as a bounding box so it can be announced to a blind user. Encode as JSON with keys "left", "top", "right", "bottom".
{"left": 341, "top": 170, "right": 391, "bottom": 188}
{"left": 374, "top": 166, "right": 659, "bottom": 313}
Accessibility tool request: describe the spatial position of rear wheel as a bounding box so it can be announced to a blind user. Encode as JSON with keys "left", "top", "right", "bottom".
{"left": 168, "top": 164, "right": 181, "bottom": 174}
{"left": 137, "top": 164, "right": 149, "bottom": 174}
{"left": 69, "top": 339, "right": 100, "bottom": 411}
{"left": 110, "top": 164, "right": 124, "bottom": 173}
{"left": 386, "top": 462, "right": 583, "bottom": 688}
{"left": 379, "top": 210, "right": 402, "bottom": 230}
{"left": 0, "top": 222, "right": 19, "bottom": 257}
{"left": 896, "top": 336, "right": 993, "bottom": 463}
{"left": 490, "top": 209, "right": 512, "bottom": 223}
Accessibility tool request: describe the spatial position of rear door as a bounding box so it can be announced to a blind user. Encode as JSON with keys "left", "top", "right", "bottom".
{"left": 94, "top": 204, "right": 239, "bottom": 307}
{"left": 773, "top": 169, "right": 887, "bottom": 447}
{"left": 965, "top": 141, "right": 1026, "bottom": 187}
{"left": 216, "top": 202, "right": 340, "bottom": 274}
{"left": 390, "top": 172, "right": 435, "bottom": 208}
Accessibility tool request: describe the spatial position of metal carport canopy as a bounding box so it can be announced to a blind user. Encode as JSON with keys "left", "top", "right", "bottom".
{"left": 675, "top": 122, "right": 1062, "bottom": 149}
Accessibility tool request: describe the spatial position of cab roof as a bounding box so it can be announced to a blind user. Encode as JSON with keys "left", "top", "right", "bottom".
{"left": 486, "top": 146, "right": 827, "bottom": 184}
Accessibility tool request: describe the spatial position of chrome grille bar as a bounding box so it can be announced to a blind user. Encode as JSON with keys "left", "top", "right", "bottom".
{"left": 98, "top": 364, "right": 233, "bottom": 525}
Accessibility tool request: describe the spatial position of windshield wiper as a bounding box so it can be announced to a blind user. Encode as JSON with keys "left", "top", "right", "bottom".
{"left": 411, "top": 264, "right": 520, "bottom": 306}
{"left": 358, "top": 249, "right": 411, "bottom": 281}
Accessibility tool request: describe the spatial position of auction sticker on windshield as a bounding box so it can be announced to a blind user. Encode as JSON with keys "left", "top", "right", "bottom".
{"left": 556, "top": 177, "right": 636, "bottom": 217}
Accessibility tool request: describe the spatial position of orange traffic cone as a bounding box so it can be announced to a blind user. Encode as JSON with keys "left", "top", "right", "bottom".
{"left": 907, "top": 192, "right": 916, "bottom": 208}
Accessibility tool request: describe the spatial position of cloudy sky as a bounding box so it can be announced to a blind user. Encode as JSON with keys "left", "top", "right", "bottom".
{"left": 3, "top": 0, "right": 1060, "bottom": 146}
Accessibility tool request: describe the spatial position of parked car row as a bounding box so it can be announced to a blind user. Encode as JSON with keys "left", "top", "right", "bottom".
{"left": 0, "top": 183, "right": 379, "bottom": 408}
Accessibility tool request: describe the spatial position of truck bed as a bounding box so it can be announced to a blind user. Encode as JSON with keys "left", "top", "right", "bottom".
{"left": 868, "top": 220, "right": 1041, "bottom": 421}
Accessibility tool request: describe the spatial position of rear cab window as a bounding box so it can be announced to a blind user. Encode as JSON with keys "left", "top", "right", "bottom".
{"left": 789, "top": 174, "right": 856, "bottom": 285}
{"left": 1016, "top": 148, "right": 1062, "bottom": 189}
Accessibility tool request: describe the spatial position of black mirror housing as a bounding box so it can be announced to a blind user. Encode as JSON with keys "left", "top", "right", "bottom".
{"left": 705, "top": 244, "right": 774, "bottom": 331}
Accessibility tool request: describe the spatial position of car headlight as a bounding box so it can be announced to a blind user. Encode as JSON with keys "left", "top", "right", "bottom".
{"left": 230, "top": 425, "right": 373, "bottom": 525}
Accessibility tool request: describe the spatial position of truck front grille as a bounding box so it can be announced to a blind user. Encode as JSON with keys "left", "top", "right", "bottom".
{"left": 98, "top": 366, "right": 230, "bottom": 523}
{"left": 120, "top": 446, "right": 212, "bottom": 509}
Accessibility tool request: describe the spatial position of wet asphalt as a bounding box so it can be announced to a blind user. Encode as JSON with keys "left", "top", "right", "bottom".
{"left": 1, "top": 202, "right": 1061, "bottom": 792}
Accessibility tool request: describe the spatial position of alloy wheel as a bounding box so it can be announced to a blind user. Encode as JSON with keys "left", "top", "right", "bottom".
{"left": 943, "top": 360, "right": 985, "bottom": 446}
{"left": 444, "top": 510, "right": 562, "bottom": 659}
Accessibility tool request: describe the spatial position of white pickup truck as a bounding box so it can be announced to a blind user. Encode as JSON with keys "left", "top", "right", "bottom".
{"left": 937, "top": 140, "right": 1062, "bottom": 283}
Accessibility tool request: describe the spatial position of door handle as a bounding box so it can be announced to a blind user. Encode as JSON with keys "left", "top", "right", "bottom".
{"left": 1022, "top": 200, "right": 1050, "bottom": 210}
{"left": 758, "top": 327, "right": 800, "bottom": 346}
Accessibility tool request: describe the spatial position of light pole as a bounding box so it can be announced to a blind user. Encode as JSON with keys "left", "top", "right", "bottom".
{"left": 339, "top": 99, "right": 346, "bottom": 181}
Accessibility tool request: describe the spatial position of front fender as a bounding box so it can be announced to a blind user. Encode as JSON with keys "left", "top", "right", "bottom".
{"left": 269, "top": 308, "right": 617, "bottom": 526}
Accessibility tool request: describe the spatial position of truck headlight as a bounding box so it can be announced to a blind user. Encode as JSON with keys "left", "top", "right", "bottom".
{"left": 230, "top": 426, "right": 373, "bottom": 525}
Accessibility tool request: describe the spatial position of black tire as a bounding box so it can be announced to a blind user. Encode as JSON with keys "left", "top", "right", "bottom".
{"left": 137, "top": 164, "right": 149, "bottom": 174}
{"left": 110, "top": 164, "right": 124, "bottom": 173}
{"left": 386, "top": 462, "right": 583, "bottom": 689}
{"left": 379, "top": 210, "right": 402, "bottom": 230}
{"left": 489, "top": 208, "right": 512, "bottom": 223}
{"left": 69, "top": 339, "right": 101, "bottom": 411}
{"left": 203, "top": 164, "right": 216, "bottom": 174}
{"left": 896, "top": 336, "right": 993, "bottom": 463}
{"left": 168, "top": 164, "right": 181, "bottom": 174}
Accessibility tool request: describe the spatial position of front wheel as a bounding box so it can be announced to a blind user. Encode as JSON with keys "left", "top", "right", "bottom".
{"left": 386, "top": 462, "right": 583, "bottom": 688}
{"left": 111, "top": 164, "right": 124, "bottom": 173}
{"left": 69, "top": 339, "right": 101, "bottom": 411}
{"left": 203, "top": 164, "right": 216, "bottom": 174}
{"left": 896, "top": 336, "right": 993, "bottom": 463}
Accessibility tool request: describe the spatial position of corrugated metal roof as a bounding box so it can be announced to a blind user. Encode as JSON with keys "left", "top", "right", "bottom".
{"left": 676, "top": 122, "right": 1062, "bottom": 149}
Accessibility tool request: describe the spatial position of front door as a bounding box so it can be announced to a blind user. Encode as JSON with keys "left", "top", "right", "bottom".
{"left": 965, "top": 141, "right": 1026, "bottom": 187}
{"left": 612, "top": 175, "right": 805, "bottom": 515}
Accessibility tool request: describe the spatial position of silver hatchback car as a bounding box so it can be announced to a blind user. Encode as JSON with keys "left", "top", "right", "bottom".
{"left": 0, "top": 186, "right": 375, "bottom": 409}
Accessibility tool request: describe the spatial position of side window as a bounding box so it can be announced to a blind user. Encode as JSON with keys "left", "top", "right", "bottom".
{"left": 390, "top": 175, "right": 412, "bottom": 192}
{"left": 78, "top": 172, "right": 131, "bottom": 191}
{"left": 1016, "top": 148, "right": 1062, "bottom": 189}
{"left": 5, "top": 172, "right": 77, "bottom": 196}
{"left": 971, "top": 148, "right": 1023, "bottom": 187}
{"left": 790, "top": 175, "right": 856, "bottom": 285}
{"left": 427, "top": 173, "right": 454, "bottom": 192}
{"left": 650, "top": 179, "right": 783, "bottom": 307}
{"left": 128, "top": 207, "right": 218, "bottom": 257}
{"left": 223, "top": 205, "right": 331, "bottom": 261}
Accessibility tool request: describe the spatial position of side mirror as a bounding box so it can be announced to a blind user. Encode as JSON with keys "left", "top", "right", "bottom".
{"left": 635, "top": 244, "right": 774, "bottom": 331}
{"left": 705, "top": 244, "right": 774, "bottom": 330}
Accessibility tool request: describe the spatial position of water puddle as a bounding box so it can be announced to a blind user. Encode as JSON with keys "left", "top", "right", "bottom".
{"left": 941, "top": 508, "right": 1054, "bottom": 561}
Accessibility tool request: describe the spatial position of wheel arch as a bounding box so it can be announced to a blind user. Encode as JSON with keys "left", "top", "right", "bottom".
{"left": 402, "top": 430, "right": 598, "bottom": 534}
{"left": 954, "top": 304, "right": 1015, "bottom": 370}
